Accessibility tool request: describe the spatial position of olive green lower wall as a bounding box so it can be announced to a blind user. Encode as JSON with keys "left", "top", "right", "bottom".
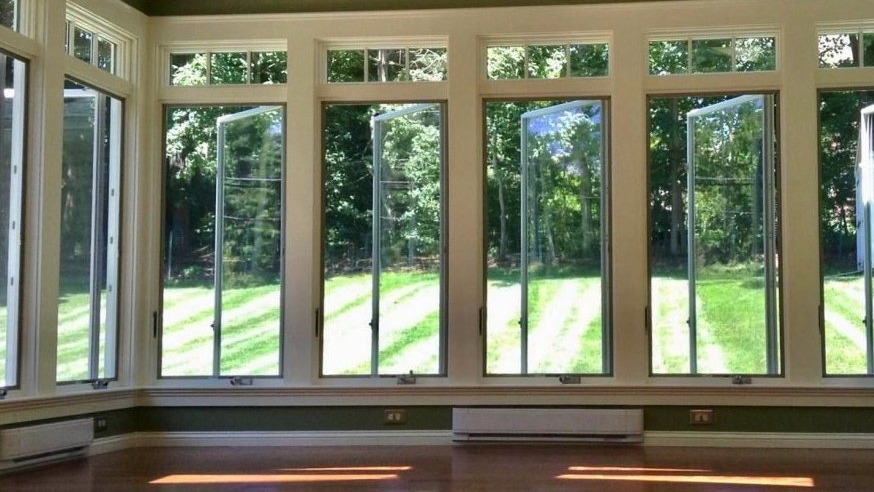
{"left": 69, "top": 405, "right": 874, "bottom": 440}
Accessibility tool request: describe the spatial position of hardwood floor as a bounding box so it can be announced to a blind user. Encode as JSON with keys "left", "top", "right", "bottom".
{"left": 2, "top": 444, "right": 874, "bottom": 491}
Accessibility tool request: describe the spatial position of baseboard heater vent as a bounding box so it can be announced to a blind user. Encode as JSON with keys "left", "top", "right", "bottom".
{"left": 0, "top": 418, "right": 94, "bottom": 472}
{"left": 452, "top": 408, "right": 643, "bottom": 444}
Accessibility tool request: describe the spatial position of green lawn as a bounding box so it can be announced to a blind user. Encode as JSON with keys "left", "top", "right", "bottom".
{"left": 41, "top": 269, "right": 873, "bottom": 381}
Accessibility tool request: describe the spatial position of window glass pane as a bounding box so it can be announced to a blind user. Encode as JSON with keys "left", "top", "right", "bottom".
{"left": 368, "top": 49, "right": 407, "bottom": 82}
{"left": 649, "top": 94, "right": 780, "bottom": 375}
{"left": 210, "top": 52, "right": 248, "bottom": 85}
{"left": 0, "top": 0, "right": 17, "bottom": 31}
{"left": 327, "top": 50, "right": 365, "bottom": 82}
{"left": 96, "top": 37, "right": 116, "bottom": 74}
{"left": 162, "top": 105, "right": 284, "bottom": 377}
{"left": 691, "top": 39, "right": 732, "bottom": 73}
{"left": 58, "top": 80, "right": 121, "bottom": 382}
{"left": 250, "top": 51, "right": 287, "bottom": 84}
{"left": 527, "top": 45, "right": 567, "bottom": 79}
{"left": 735, "top": 37, "right": 776, "bottom": 72}
{"left": 864, "top": 33, "right": 874, "bottom": 67}
{"left": 649, "top": 41, "right": 689, "bottom": 75}
{"left": 485, "top": 100, "right": 608, "bottom": 375}
{"left": 819, "top": 34, "right": 860, "bottom": 68}
{"left": 820, "top": 90, "right": 874, "bottom": 375}
{"left": 570, "top": 44, "right": 609, "bottom": 77}
{"left": 322, "top": 103, "right": 445, "bottom": 376}
{"left": 408, "top": 48, "right": 447, "bottom": 81}
{"left": 73, "top": 27, "right": 93, "bottom": 64}
{"left": 487, "top": 46, "right": 525, "bottom": 80}
{"left": 0, "top": 54, "right": 24, "bottom": 388}
{"left": 170, "top": 53, "right": 207, "bottom": 86}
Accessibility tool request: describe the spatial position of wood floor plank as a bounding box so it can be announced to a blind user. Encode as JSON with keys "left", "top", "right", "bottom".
{"left": 1, "top": 444, "right": 873, "bottom": 491}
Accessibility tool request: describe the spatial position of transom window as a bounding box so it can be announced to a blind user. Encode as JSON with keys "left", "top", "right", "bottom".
{"left": 486, "top": 42, "right": 609, "bottom": 79}
{"left": 649, "top": 36, "right": 777, "bottom": 75}
{"left": 0, "top": 0, "right": 17, "bottom": 31}
{"left": 169, "top": 51, "right": 288, "bottom": 86}
{"left": 818, "top": 31, "right": 874, "bottom": 68}
{"left": 65, "top": 19, "right": 119, "bottom": 75}
{"left": 326, "top": 47, "right": 447, "bottom": 82}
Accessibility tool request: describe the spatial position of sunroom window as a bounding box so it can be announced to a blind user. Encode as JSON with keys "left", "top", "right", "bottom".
{"left": 57, "top": 79, "right": 122, "bottom": 383}
{"left": 0, "top": 51, "right": 24, "bottom": 389}
{"left": 0, "top": 0, "right": 17, "bottom": 31}
{"left": 161, "top": 105, "right": 285, "bottom": 378}
{"left": 648, "top": 93, "right": 781, "bottom": 375}
{"left": 65, "top": 19, "right": 119, "bottom": 75}
{"left": 820, "top": 89, "right": 874, "bottom": 375}
{"left": 818, "top": 32, "right": 874, "bottom": 68}
{"left": 649, "top": 36, "right": 777, "bottom": 75}
{"left": 485, "top": 99, "right": 610, "bottom": 375}
{"left": 321, "top": 103, "right": 446, "bottom": 376}
{"left": 486, "top": 43, "right": 609, "bottom": 79}
{"left": 169, "top": 51, "right": 287, "bottom": 86}
{"left": 326, "top": 47, "right": 447, "bottom": 82}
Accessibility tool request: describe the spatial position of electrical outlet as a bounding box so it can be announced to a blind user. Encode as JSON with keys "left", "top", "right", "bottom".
{"left": 690, "top": 409, "right": 714, "bottom": 425}
{"left": 94, "top": 417, "right": 108, "bottom": 432}
{"left": 384, "top": 408, "right": 406, "bottom": 425}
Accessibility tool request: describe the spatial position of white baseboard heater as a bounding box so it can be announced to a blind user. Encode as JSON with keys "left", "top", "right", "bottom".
{"left": 0, "top": 418, "right": 94, "bottom": 472}
{"left": 452, "top": 408, "right": 643, "bottom": 444}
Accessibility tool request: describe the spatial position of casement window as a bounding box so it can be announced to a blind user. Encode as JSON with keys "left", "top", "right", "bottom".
{"left": 0, "top": 50, "right": 24, "bottom": 389}
{"left": 321, "top": 102, "right": 446, "bottom": 376}
{"left": 56, "top": 80, "right": 122, "bottom": 383}
{"left": 648, "top": 93, "right": 781, "bottom": 375}
{"left": 484, "top": 99, "right": 610, "bottom": 375}
{"left": 160, "top": 105, "right": 285, "bottom": 377}
{"left": 820, "top": 89, "right": 874, "bottom": 375}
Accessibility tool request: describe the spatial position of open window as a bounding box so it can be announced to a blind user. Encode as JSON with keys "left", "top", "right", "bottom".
{"left": 821, "top": 91, "right": 874, "bottom": 375}
{"left": 485, "top": 99, "right": 609, "bottom": 375}
{"left": 161, "top": 105, "right": 284, "bottom": 378}
{"left": 322, "top": 103, "right": 446, "bottom": 376}
{"left": 649, "top": 93, "right": 780, "bottom": 375}
{"left": 0, "top": 51, "right": 24, "bottom": 389}
{"left": 57, "top": 80, "right": 122, "bottom": 383}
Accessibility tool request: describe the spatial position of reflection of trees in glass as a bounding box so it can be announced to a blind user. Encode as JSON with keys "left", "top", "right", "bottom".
{"left": 524, "top": 103, "right": 602, "bottom": 266}
{"left": 219, "top": 109, "right": 283, "bottom": 287}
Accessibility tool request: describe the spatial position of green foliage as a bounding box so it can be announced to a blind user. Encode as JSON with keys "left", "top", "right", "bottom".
{"left": 819, "top": 90, "right": 874, "bottom": 270}
{"left": 0, "top": 0, "right": 15, "bottom": 29}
